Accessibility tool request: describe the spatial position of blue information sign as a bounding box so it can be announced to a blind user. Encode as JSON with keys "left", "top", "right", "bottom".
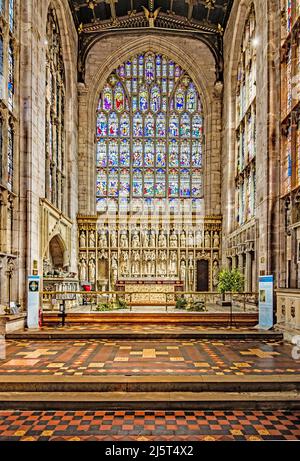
{"left": 258, "top": 275, "right": 274, "bottom": 330}
{"left": 27, "top": 275, "right": 40, "bottom": 329}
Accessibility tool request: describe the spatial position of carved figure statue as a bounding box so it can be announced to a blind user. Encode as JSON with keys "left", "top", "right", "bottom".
{"left": 79, "top": 259, "right": 87, "bottom": 281}
{"left": 89, "top": 258, "right": 96, "bottom": 281}
{"left": 213, "top": 232, "right": 220, "bottom": 248}
{"left": 187, "top": 232, "right": 194, "bottom": 247}
{"left": 204, "top": 231, "right": 211, "bottom": 248}
{"left": 149, "top": 231, "right": 156, "bottom": 247}
{"left": 169, "top": 251, "right": 177, "bottom": 276}
{"left": 158, "top": 249, "right": 167, "bottom": 276}
{"left": 80, "top": 231, "right": 86, "bottom": 248}
{"left": 111, "top": 231, "right": 117, "bottom": 247}
{"left": 143, "top": 250, "right": 154, "bottom": 276}
{"left": 89, "top": 230, "right": 96, "bottom": 247}
{"left": 150, "top": 250, "right": 156, "bottom": 276}
{"left": 132, "top": 231, "right": 140, "bottom": 248}
{"left": 195, "top": 231, "right": 203, "bottom": 247}
{"left": 180, "top": 259, "right": 186, "bottom": 285}
{"left": 98, "top": 230, "right": 107, "bottom": 248}
{"left": 169, "top": 231, "right": 178, "bottom": 248}
{"left": 120, "top": 232, "right": 129, "bottom": 248}
{"left": 158, "top": 231, "right": 167, "bottom": 248}
{"left": 180, "top": 231, "right": 186, "bottom": 247}
{"left": 132, "top": 250, "right": 140, "bottom": 276}
{"left": 99, "top": 249, "right": 108, "bottom": 260}
{"left": 188, "top": 256, "right": 194, "bottom": 291}
{"left": 212, "top": 259, "right": 219, "bottom": 288}
{"left": 120, "top": 251, "right": 129, "bottom": 276}
{"left": 111, "top": 255, "right": 118, "bottom": 287}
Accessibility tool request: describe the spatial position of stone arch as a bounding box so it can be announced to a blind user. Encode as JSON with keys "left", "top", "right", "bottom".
{"left": 48, "top": 233, "right": 69, "bottom": 269}
{"left": 42, "top": 0, "right": 77, "bottom": 107}
{"left": 81, "top": 34, "right": 220, "bottom": 215}
{"left": 223, "top": 0, "right": 258, "bottom": 234}
{"left": 87, "top": 35, "right": 213, "bottom": 123}
{"left": 41, "top": 0, "right": 78, "bottom": 217}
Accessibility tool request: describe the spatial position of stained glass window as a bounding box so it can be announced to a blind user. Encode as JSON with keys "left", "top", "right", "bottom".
{"left": 45, "top": 8, "right": 66, "bottom": 211}
{"left": 281, "top": 1, "right": 300, "bottom": 194}
{"left": 286, "top": 0, "right": 292, "bottom": 33}
{"left": 9, "top": 0, "right": 14, "bottom": 32}
{"left": 235, "top": 7, "right": 256, "bottom": 227}
{"left": 0, "top": 36, "right": 3, "bottom": 80}
{"left": 8, "top": 42, "right": 14, "bottom": 110}
{"left": 96, "top": 52, "right": 204, "bottom": 206}
{"left": 7, "top": 122, "right": 13, "bottom": 190}
{"left": 297, "top": 117, "right": 300, "bottom": 185}
{"left": 0, "top": 116, "right": 2, "bottom": 182}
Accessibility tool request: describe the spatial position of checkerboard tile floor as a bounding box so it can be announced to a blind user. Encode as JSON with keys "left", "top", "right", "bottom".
{"left": 0, "top": 339, "right": 298, "bottom": 376}
{"left": 0, "top": 410, "right": 299, "bottom": 441}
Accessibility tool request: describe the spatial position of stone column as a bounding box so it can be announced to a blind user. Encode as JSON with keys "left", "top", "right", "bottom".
{"left": 245, "top": 251, "right": 252, "bottom": 292}
{"left": 238, "top": 252, "right": 244, "bottom": 275}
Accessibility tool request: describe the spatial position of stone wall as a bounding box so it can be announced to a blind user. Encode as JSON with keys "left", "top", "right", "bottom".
{"left": 222, "top": 0, "right": 281, "bottom": 291}
{"left": 15, "top": 0, "right": 78, "bottom": 306}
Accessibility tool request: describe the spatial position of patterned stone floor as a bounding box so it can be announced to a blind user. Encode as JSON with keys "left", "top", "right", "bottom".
{"left": 0, "top": 410, "right": 299, "bottom": 441}
{"left": 0, "top": 338, "right": 299, "bottom": 376}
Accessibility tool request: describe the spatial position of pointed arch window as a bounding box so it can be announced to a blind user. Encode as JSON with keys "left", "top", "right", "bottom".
{"left": 235, "top": 6, "right": 256, "bottom": 227}
{"left": 45, "top": 8, "right": 66, "bottom": 212}
{"left": 8, "top": 41, "right": 14, "bottom": 110}
{"left": 0, "top": 115, "right": 3, "bottom": 182}
{"left": 96, "top": 52, "right": 204, "bottom": 209}
{"left": 7, "top": 121, "right": 14, "bottom": 190}
{"left": 0, "top": 35, "right": 3, "bottom": 80}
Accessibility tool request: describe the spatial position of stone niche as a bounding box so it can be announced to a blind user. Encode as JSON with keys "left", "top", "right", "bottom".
{"left": 40, "top": 198, "right": 73, "bottom": 276}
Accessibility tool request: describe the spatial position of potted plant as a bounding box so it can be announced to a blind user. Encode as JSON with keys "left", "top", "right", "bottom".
{"left": 217, "top": 268, "right": 244, "bottom": 306}
{"left": 186, "top": 299, "right": 207, "bottom": 312}
{"left": 175, "top": 296, "right": 188, "bottom": 310}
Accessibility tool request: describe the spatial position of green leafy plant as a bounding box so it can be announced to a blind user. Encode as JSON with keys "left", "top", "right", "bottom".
{"left": 96, "top": 298, "right": 129, "bottom": 311}
{"left": 175, "top": 296, "right": 188, "bottom": 310}
{"left": 187, "top": 300, "right": 206, "bottom": 312}
{"left": 217, "top": 268, "right": 244, "bottom": 298}
{"left": 96, "top": 302, "right": 112, "bottom": 311}
{"left": 115, "top": 297, "right": 128, "bottom": 310}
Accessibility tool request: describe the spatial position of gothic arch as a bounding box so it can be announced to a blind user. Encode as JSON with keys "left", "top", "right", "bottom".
{"left": 81, "top": 34, "right": 221, "bottom": 215}
{"left": 42, "top": 0, "right": 77, "bottom": 104}
{"left": 223, "top": 0, "right": 258, "bottom": 234}
{"left": 87, "top": 35, "right": 214, "bottom": 122}
{"left": 47, "top": 233, "right": 69, "bottom": 269}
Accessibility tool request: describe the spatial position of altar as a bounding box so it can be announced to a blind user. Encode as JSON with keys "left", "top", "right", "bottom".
{"left": 116, "top": 279, "right": 184, "bottom": 306}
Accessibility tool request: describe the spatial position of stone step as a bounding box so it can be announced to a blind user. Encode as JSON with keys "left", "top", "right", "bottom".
{"left": 0, "top": 374, "right": 298, "bottom": 393}
{"left": 6, "top": 329, "right": 282, "bottom": 341}
{"left": 40, "top": 312, "right": 259, "bottom": 326}
{"left": 0, "top": 391, "right": 299, "bottom": 410}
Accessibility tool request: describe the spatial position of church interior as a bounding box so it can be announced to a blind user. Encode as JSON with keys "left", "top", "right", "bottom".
{"left": 0, "top": 0, "right": 300, "bottom": 443}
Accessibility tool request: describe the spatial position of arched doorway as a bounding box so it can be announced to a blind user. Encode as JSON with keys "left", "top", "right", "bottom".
{"left": 196, "top": 259, "right": 209, "bottom": 292}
